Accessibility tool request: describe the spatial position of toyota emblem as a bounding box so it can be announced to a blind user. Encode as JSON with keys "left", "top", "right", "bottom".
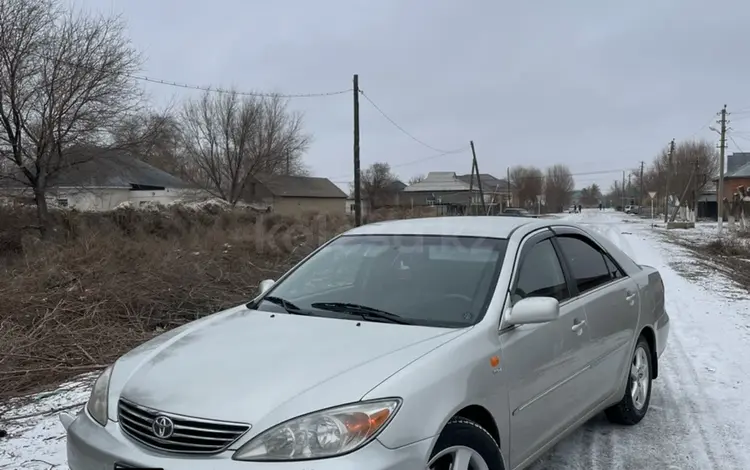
{"left": 152, "top": 415, "right": 175, "bottom": 439}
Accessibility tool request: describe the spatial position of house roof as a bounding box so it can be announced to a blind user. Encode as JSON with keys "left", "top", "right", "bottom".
{"left": 726, "top": 161, "right": 750, "bottom": 179}
{"left": 403, "top": 172, "right": 472, "bottom": 193}
{"left": 387, "top": 180, "right": 407, "bottom": 191}
{"left": 0, "top": 147, "right": 191, "bottom": 189}
{"left": 255, "top": 174, "right": 347, "bottom": 199}
{"left": 456, "top": 173, "right": 510, "bottom": 191}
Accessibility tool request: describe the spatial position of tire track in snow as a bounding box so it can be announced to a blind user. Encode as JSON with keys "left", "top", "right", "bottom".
{"left": 661, "top": 304, "right": 746, "bottom": 469}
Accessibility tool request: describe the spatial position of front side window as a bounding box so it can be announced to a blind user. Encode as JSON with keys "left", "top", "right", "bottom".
{"left": 513, "top": 239, "right": 569, "bottom": 303}
{"left": 255, "top": 235, "right": 508, "bottom": 328}
{"left": 556, "top": 236, "right": 612, "bottom": 294}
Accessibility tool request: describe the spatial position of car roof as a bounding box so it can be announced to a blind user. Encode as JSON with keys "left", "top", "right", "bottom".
{"left": 342, "top": 216, "right": 550, "bottom": 239}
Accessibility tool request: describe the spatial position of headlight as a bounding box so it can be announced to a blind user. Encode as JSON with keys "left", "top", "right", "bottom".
{"left": 233, "top": 399, "right": 401, "bottom": 461}
{"left": 86, "top": 365, "right": 113, "bottom": 426}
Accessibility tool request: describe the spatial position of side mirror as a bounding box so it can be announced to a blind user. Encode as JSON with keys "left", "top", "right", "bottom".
{"left": 258, "top": 279, "right": 275, "bottom": 295}
{"left": 506, "top": 297, "right": 560, "bottom": 325}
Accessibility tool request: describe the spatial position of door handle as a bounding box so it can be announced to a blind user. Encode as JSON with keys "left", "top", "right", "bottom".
{"left": 626, "top": 291, "right": 637, "bottom": 302}
{"left": 571, "top": 319, "right": 586, "bottom": 335}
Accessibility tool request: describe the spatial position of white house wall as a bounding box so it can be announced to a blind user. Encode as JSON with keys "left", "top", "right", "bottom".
{"left": 50, "top": 188, "right": 131, "bottom": 211}
{"left": 127, "top": 189, "right": 184, "bottom": 208}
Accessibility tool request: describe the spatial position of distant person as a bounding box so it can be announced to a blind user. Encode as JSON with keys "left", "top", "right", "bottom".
{"left": 599, "top": 203, "right": 603, "bottom": 210}
{"left": 578, "top": 204, "right": 582, "bottom": 212}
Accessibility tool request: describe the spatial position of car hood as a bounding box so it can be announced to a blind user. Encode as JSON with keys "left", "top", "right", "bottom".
{"left": 109, "top": 305, "right": 464, "bottom": 424}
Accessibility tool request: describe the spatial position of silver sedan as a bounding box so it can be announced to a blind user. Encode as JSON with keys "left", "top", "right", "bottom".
{"left": 62, "top": 216, "right": 670, "bottom": 470}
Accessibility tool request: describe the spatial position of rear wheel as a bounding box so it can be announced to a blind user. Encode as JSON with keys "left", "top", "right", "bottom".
{"left": 427, "top": 417, "right": 504, "bottom": 470}
{"left": 605, "top": 336, "right": 653, "bottom": 425}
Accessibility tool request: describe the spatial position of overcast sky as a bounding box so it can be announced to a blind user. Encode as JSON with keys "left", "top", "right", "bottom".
{"left": 77, "top": 0, "right": 750, "bottom": 191}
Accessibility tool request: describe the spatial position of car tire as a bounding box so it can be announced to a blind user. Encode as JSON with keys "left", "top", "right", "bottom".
{"left": 427, "top": 417, "right": 505, "bottom": 470}
{"left": 605, "top": 336, "right": 653, "bottom": 425}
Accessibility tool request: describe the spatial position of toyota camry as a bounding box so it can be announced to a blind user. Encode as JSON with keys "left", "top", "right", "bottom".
{"left": 62, "top": 216, "right": 669, "bottom": 470}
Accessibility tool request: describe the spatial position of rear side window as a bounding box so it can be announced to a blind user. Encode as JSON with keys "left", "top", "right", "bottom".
{"left": 556, "top": 236, "right": 612, "bottom": 294}
{"left": 514, "top": 239, "right": 570, "bottom": 302}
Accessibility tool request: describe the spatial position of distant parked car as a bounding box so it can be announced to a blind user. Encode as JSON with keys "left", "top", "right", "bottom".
{"left": 503, "top": 207, "right": 532, "bottom": 217}
{"left": 625, "top": 205, "right": 641, "bottom": 215}
{"left": 62, "top": 217, "right": 670, "bottom": 470}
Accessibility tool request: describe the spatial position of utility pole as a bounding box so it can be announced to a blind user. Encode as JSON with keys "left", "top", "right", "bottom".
{"left": 639, "top": 161, "right": 645, "bottom": 207}
{"left": 664, "top": 139, "right": 675, "bottom": 223}
{"left": 621, "top": 171, "right": 625, "bottom": 210}
{"left": 718, "top": 104, "right": 728, "bottom": 232}
{"left": 627, "top": 173, "right": 632, "bottom": 203}
{"left": 470, "top": 141, "right": 486, "bottom": 213}
{"left": 353, "top": 74, "right": 362, "bottom": 227}
{"left": 507, "top": 167, "right": 511, "bottom": 209}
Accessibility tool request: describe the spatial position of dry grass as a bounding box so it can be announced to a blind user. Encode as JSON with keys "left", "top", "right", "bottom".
{"left": 672, "top": 232, "right": 750, "bottom": 291}
{"left": 0, "top": 204, "right": 436, "bottom": 401}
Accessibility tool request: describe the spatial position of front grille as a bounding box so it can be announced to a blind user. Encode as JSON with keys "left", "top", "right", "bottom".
{"left": 117, "top": 398, "right": 250, "bottom": 454}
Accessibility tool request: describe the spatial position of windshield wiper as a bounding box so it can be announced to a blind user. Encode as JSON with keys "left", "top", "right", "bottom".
{"left": 310, "top": 302, "right": 412, "bottom": 324}
{"left": 261, "top": 296, "right": 310, "bottom": 315}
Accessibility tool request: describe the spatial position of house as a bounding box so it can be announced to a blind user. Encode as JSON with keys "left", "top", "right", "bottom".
{"left": 697, "top": 181, "right": 718, "bottom": 220}
{"left": 0, "top": 148, "right": 195, "bottom": 211}
{"left": 719, "top": 153, "right": 750, "bottom": 201}
{"left": 247, "top": 174, "right": 347, "bottom": 216}
{"left": 402, "top": 171, "right": 509, "bottom": 215}
{"left": 456, "top": 173, "right": 514, "bottom": 206}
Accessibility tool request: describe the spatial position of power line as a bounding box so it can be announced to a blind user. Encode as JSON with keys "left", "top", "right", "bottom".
{"left": 27, "top": 50, "right": 351, "bottom": 99}
{"left": 359, "top": 89, "right": 466, "bottom": 154}
{"left": 729, "top": 135, "right": 744, "bottom": 152}
{"left": 135, "top": 75, "right": 352, "bottom": 98}
{"left": 330, "top": 166, "right": 636, "bottom": 184}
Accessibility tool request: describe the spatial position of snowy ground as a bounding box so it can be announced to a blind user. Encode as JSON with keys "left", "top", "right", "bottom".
{"left": 1, "top": 210, "right": 748, "bottom": 469}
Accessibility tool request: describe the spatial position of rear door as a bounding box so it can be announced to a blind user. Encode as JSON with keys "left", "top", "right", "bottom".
{"left": 500, "top": 230, "right": 591, "bottom": 468}
{"left": 552, "top": 228, "right": 640, "bottom": 404}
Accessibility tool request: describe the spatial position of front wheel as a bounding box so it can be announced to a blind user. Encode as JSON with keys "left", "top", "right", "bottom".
{"left": 605, "top": 336, "right": 653, "bottom": 425}
{"left": 427, "top": 417, "right": 504, "bottom": 470}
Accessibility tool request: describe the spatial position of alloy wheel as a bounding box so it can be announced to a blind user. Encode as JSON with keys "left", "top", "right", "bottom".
{"left": 427, "top": 445, "right": 491, "bottom": 470}
{"left": 630, "top": 346, "right": 650, "bottom": 410}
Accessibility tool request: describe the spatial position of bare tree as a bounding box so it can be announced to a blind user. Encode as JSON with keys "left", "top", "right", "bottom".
{"left": 509, "top": 165, "right": 543, "bottom": 208}
{"left": 408, "top": 174, "right": 425, "bottom": 185}
{"left": 111, "top": 107, "right": 184, "bottom": 175}
{"left": 543, "top": 164, "right": 574, "bottom": 211}
{"left": 580, "top": 183, "right": 601, "bottom": 206}
{"left": 0, "top": 0, "right": 141, "bottom": 235}
{"left": 633, "top": 139, "right": 718, "bottom": 208}
{"left": 605, "top": 180, "right": 625, "bottom": 206}
{"left": 179, "top": 90, "right": 310, "bottom": 205}
{"left": 351, "top": 162, "right": 400, "bottom": 210}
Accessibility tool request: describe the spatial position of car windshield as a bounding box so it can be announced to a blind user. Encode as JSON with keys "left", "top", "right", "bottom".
{"left": 255, "top": 234, "right": 508, "bottom": 328}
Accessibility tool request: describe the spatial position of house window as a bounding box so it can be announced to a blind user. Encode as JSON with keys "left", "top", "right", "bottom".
{"left": 350, "top": 204, "right": 355, "bottom": 212}
{"left": 56, "top": 198, "right": 69, "bottom": 208}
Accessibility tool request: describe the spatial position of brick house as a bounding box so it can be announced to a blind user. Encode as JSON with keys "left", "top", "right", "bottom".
{"left": 719, "top": 157, "right": 750, "bottom": 201}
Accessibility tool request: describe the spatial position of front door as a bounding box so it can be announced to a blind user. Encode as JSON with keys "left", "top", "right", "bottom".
{"left": 500, "top": 233, "right": 592, "bottom": 468}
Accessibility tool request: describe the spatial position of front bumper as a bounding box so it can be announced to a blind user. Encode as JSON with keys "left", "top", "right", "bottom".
{"left": 65, "top": 410, "right": 432, "bottom": 470}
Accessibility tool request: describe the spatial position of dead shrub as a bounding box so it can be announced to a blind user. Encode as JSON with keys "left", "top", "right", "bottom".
{"left": 0, "top": 203, "right": 444, "bottom": 399}
{"left": 0, "top": 204, "right": 354, "bottom": 400}
{"left": 702, "top": 237, "right": 750, "bottom": 258}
